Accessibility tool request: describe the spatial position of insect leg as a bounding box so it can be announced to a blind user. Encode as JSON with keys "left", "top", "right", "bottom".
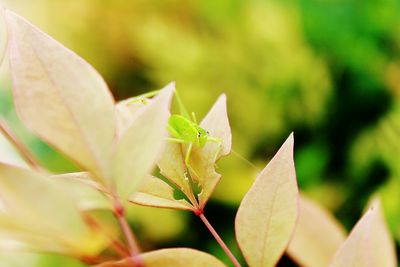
{"left": 185, "top": 142, "right": 193, "bottom": 166}
{"left": 212, "top": 142, "right": 222, "bottom": 164}
{"left": 184, "top": 142, "right": 200, "bottom": 178}
{"left": 191, "top": 112, "right": 198, "bottom": 124}
{"left": 166, "top": 138, "right": 186, "bottom": 143}
{"left": 207, "top": 136, "right": 223, "bottom": 143}
{"left": 174, "top": 90, "right": 191, "bottom": 119}
{"left": 127, "top": 89, "right": 161, "bottom": 105}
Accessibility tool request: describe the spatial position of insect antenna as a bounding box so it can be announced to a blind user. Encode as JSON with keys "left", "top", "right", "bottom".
{"left": 231, "top": 149, "right": 260, "bottom": 172}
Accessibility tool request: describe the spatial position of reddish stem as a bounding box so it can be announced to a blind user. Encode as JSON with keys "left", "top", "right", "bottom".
{"left": 0, "top": 118, "right": 41, "bottom": 171}
{"left": 198, "top": 212, "right": 241, "bottom": 267}
{"left": 83, "top": 213, "right": 129, "bottom": 258}
{"left": 113, "top": 198, "right": 144, "bottom": 267}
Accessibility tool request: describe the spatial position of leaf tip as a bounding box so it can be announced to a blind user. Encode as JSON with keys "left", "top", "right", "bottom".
{"left": 164, "top": 81, "right": 176, "bottom": 92}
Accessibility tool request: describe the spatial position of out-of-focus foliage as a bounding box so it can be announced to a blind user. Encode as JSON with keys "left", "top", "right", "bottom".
{"left": 1, "top": 0, "right": 400, "bottom": 266}
{"left": 330, "top": 198, "right": 396, "bottom": 267}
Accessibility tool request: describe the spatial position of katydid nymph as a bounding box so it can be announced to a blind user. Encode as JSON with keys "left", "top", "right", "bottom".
{"left": 128, "top": 88, "right": 258, "bottom": 173}
{"left": 128, "top": 89, "right": 223, "bottom": 175}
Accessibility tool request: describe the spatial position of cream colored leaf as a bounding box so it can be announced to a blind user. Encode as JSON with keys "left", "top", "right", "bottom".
{"left": 0, "top": 163, "right": 106, "bottom": 256}
{"left": 157, "top": 141, "right": 192, "bottom": 196}
{"left": 200, "top": 94, "right": 231, "bottom": 156}
{"left": 129, "top": 176, "right": 194, "bottom": 211}
{"left": 0, "top": 215, "right": 73, "bottom": 254}
{"left": 113, "top": 84, "right": 174, "bottom": 200}
{"left": 287, "top": 195, "right": 346, "bottom": 267}
{"left": 329, "top": 198, "right": 397, "bottom": 267}
{"left": 235, "top": 133, "right": 298, "bottom": 267}
{"left": 0, "top": 131, "right": 28, "bottom": 168}
{"left": 97, "top": 248, "right": 226, "bottom": 267}
{"left": 6, "top": 11, "right": 115, "bottom": 179}
{"left": 52, "top": 172, "right": 112, "bottom": 211}
{"left": 0, "top": 252, "right": 39, "bottom": 267}
{"left": 189, "top": 94, "right": 232, "bottom": 207}
{"left": 115, "top": 99, "right": 146, "bottom": 139}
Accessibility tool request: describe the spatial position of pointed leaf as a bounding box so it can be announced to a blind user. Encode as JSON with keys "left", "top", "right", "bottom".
{"left": 113, "top": 84, "right": 174, "bottom": 200}
{"left": 6, "top": 11, "right": 115, "bottom": 179}
{"left": 129, "top": 176, "right": 194, "bottom": 211}
{"left": 287, "top": 195, "right": 346, "bottom": 267}
{"left": 235, "top": 133, "right": 298, "bottom": 267}
{"left": 189, "top": 94, "right": 232, "bottom": 207}
{"left": 97, "top": 248, "right": 226, "bottom": 267}
{"left": 0, "top": 163, "right": 106, "bottom": 256}
{"left": 329, "top": 198, "right": 397, "bottom": 267}
{"left": 0, "top": 131, "right": 28, "bottom": 168}
{"left": 115, "top": 99, "right": 146, "bottom": 139}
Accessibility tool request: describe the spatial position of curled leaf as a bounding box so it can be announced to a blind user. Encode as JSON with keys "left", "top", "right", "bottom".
{"left": 97, "top": 248, "right": 226, "bottom": 267}
{"left": 130, "top": 175, "right": 194, "bottom": 211}
{"left": 6, "top": 11, "right": 115, "bottom": 179}
{"left": 329, "top": 198, "right": 397, "bottom": 267}
{"left": 287, "top": 195, "right": 346, "bottom": 267}
{"left": 112, "top": 84, "right": 174, "bottom": 200}
{"left": 235, "top": 133, "right": 298, "bottom": 267}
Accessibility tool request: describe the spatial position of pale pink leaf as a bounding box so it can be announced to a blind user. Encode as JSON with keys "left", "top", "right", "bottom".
{"left": 235, "top": 133, "right": 298, "bottom": 267}
{"left": 287, "top": 195, "right": 346, "bottom": 267}
{"left": 0, "top": 131, "right": 28, "bottom": 168}
{"left": 157, "top": 141, "right": 192, "bottom": 196}
{"left": 0, "top": 163, "right": 107, "bottom": 255}
{"left": 329, "top": 198, "right": 397, "bottom": 267}
{"left": 189, "top": 94, "right": 232, "bottom": 207}
{"left": 115, "top": 99, "right": 146, "bottom": 139}
{"left": 5, "top": 11, "right": 115, "bottom": 179}
{"left": 129, "top": 175, "right": 194, "bottom": 211}
{"left": 97, "top": 248, "right": 226, "bottom": 267}
{"left": 113, "top": 84, "right": 174, "bottom": 200}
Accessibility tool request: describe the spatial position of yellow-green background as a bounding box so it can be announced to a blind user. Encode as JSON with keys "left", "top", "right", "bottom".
{"left": 0, "top": 0, "right": 399, "bottom": 266}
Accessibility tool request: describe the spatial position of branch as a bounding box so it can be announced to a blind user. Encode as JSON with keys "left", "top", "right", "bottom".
{"left": 198, "top": 212, "right": 241, "bottom": 267}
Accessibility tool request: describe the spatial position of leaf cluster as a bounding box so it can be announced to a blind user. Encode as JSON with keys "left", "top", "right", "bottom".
{"left": 0, "top": 7, "right": 397, "bottom": 267}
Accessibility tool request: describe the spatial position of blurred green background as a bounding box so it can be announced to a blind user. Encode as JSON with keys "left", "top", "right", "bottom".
{"left": 0, "top": 0, "right": 400, "bottom": 266}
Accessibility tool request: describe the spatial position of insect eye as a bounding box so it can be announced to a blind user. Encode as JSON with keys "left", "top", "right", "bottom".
{"left": 197, "top": 132, "right": 201, "bottom": 138}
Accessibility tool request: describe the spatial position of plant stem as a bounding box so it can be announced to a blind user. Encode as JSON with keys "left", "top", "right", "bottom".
{"left": 113, "top": 197, "right": 144, "bottom": 267}
{"left": 0, "top": 118, "right": 41, "bottom": 171}
{"left": 198, "top": 212, "right": 241, "bottom": 267}
{"left": 83, "top": 213, "right": 129, "bottom": 258}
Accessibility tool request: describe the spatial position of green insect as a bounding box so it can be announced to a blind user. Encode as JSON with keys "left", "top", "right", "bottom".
{"left": 167, "top": 113, "right": 221, "bottom": 166}
{"left": 167, "top": 91, "right": 222, "bottom": 174}
{"left": 128, "top": 89, "right": 222, "bottom": 173}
